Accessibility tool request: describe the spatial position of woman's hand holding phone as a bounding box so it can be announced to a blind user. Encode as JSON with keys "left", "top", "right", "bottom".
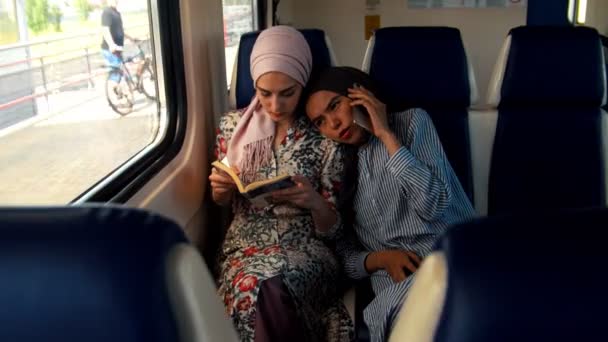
{"left": 347, "top": 84, "right": 391, "bottom": 139}
{"left": 348, "top": 84, "right": 402, "bottom": 156}
{"left": 352, "top": 105, "right": 373, "bottom": 132}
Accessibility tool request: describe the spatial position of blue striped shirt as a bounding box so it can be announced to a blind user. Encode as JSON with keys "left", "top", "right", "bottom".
{"left": 338, "top": 108, "right": 476, "bottom": 293}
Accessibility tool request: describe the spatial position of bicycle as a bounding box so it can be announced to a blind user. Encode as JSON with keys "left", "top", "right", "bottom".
{"left": 105, "top": 41, "right": 157, "bottom": 116}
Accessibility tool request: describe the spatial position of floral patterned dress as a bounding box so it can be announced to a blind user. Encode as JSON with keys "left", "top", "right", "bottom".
{"left": 214, "top": 110, "right": 354, "bottom": 342}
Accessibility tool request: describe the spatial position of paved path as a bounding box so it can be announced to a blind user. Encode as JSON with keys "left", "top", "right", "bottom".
{"left": 0, "top": 77, "right": 159, "bottom": 205}
{"left": 0, "top": 44, "right": 239, "bottom": 205}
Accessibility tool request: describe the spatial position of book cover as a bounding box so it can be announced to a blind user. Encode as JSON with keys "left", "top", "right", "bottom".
{"left": 211, "top": 157, "right": 296, "bottom": 207}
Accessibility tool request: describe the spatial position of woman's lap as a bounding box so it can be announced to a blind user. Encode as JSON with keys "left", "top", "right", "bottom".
{"left": 254, "top": 275, "right": 308, "bottom": 342}
{"left": 218, "top": 244, "right": 352, "bottom": 341}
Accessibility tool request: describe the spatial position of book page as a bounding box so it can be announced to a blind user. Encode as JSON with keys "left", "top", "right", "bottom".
{"left": 212, "top": 159, "right": 296, "bottom": 207}
{"left": 211, "top": 159, "right": 245, "bottom": 193}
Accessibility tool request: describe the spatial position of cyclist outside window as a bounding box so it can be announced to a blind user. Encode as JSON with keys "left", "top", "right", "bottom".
{"left": 101, "top": 0, "right": 137, "bottom": 87}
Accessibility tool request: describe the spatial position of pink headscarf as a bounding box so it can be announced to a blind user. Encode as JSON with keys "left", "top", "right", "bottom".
{"left": 227, "top": 26, "right": 312, "bottom": 184}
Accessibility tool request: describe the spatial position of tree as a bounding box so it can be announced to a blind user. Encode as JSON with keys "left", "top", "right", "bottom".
{"left": 49, "top": 5, "right": 62, "bottom": 32}
{"left": 74, "top": 0, "right": 92, "bottom": 21}
{"left": 25, "top": 0, "right": 50, "bottom": 33}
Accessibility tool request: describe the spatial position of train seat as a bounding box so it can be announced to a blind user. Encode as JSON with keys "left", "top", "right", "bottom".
{"left": 389, "top": 207, "right": 608, "bottom": 341}
{"left": 485, "top": 26, "right": 607, "bottom": 215}
{"left": 362, "top": 26, "right": 478, "bottom": 203}
{"left": 0, "top": 206, "right": 238, "bottom": 342}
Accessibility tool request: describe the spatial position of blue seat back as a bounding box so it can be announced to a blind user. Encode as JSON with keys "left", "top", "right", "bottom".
{"left": 231, "top": 28, "right": 334, "bottom": 109}
{"left": 488, "top": 26, "right": 607, "bottom": 215}
{"left": 364, "top": 27, "right": 477, "bottom": 201}
{"left": 0, "top": 206, "right": 186, "bottom": 342}
{"left": 434, "top": 208, "right": 608, "bottom": 341}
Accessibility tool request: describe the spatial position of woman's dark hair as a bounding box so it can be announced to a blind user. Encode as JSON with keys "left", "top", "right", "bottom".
{"left": 305, "top": 66, "right": 379, "bottom": 99}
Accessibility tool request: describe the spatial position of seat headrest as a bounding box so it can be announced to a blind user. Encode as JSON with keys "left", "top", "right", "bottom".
{"left": 363, "top": 26, "right": 477, "bottom": 111}
{"left": 0, "top": 206, "right": 186, "bottom": 342}
{"left": 433, "top": 208, "right": 608, "bottom": 341}
{"left": 229, "top": 28, "right": 336, "bottom": 109}
{"left": 488, "top": 26, "right": 607, "bottom": 108}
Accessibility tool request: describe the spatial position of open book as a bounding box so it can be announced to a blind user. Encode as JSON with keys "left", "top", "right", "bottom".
{"left": 212, "top": 157, "right": 296, "bottom": 207}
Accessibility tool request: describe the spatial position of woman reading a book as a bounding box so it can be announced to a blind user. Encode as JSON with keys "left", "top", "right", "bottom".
{"left": 305, "top": 66, "right": 476, "bottom": 342}
{"left": 209, "top": 26, "right": 352, "bottom": 342}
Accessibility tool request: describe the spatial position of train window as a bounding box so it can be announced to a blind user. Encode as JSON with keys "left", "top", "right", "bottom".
{"left": 222, "top": 0, "right": 257, "bottom": 88}
{"left": 574, "top": 0, "right": 608, "bottom": 61}
{"left": 0, "top": 0, "right": 181, "bottom": 205}
{"left": 570, "top": 0, "right": 604, "bottom": 27}
{"left": 575, "top": 0, "right": 588, "bottom": 24}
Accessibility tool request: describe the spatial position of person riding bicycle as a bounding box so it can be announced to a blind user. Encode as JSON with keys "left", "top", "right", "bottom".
{"left": 101, "top": 0, "right": 138, "bottom": 88}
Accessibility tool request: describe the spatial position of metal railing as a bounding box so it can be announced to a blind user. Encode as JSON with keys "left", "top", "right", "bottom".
{"left": 0, "top": 23, "right": 148, "bottom": 52}
{"left": 0, "top": 24, "right": 149, "bottom": 113}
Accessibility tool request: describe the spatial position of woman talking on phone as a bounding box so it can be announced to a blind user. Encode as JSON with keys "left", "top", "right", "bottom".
{"left": 305, "top": 66, "right": 475, "bottom": 342}
{"left": 209, "top": 27, "right": 352, "bottom": 341}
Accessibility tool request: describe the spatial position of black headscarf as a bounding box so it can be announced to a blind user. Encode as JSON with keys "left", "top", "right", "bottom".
{"left": 305, "top": 66, "right": 380, "bottom": 99}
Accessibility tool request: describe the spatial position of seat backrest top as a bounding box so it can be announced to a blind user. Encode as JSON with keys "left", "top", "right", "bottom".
{"left": 364, "top": 26, "right": 477, "bottom": 111}
{"left": 486, "top": 26, "right": 607, "bottom": 215}
{"left": 488, "top": 25, "right": 607, "bottom": 109}
{"left": 0, "top": 206, "right": 186, "bottom": 342}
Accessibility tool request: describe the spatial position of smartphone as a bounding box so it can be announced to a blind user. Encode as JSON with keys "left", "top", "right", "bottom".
{"left": 352, "top": 105, "right": 373, "bottom": 132}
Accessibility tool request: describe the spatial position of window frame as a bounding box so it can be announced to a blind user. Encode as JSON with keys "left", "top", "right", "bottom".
{"left": 223, "top": 0, "right": 263, "bottom": 92}
{"left": 568, "top": 0, "right": 588, "bottom": 25}
{"left": 73, "top": 0, "right": 187, "bottom": 204}
{"left": 575, "top": 0, "right": 587, "bottom": 25}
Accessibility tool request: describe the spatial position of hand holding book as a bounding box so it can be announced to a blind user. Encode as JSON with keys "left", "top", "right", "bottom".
{"left": 273, "top": 175, "right": 339, "bottom": 233}
{"left": 209, "top": 166, "right": 239, "bottom": 206}
{"left": 271, "top": 175, "right": 324, "bottom": 211}
{"left": 210, "top": 158, "right": 337, "bottom": 231}
{"left": 211, "top": 157, "right": 297, "bottom": 208}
